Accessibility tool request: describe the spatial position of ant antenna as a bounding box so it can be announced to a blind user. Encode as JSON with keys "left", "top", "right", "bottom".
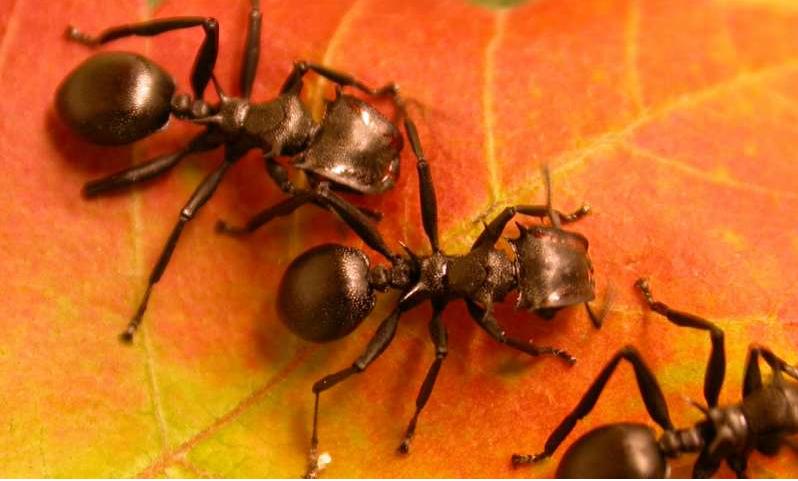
{"left": 542, "top": 164, "right": 561, "bottom": 229}
{"left": 684, "top": 396, "right": 710, "bottom": 416}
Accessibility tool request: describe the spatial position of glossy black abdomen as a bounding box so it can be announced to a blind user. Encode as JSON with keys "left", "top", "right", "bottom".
{"left": 277, "top": 244, "right": 375, "bottom": 343}
{"left": 557, "top": 423, "right": 667, "bottom": 478}
{"left": 56, "top": 52, "right": 175, "bottom": 145}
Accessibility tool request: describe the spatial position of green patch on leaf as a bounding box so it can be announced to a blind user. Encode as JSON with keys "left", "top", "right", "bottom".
{"left": 470, "top": 0, "right": 529, "bottom": 9}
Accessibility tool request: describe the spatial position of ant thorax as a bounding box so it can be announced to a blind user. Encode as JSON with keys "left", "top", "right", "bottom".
{"left": 702, "top": 405, "right": 750, "bottom": 460}
{"left": 446, "top": 248, "right": 516, "bottom": 304}
{"left": 244, "top": 94, "right": 316, "bottom": 154}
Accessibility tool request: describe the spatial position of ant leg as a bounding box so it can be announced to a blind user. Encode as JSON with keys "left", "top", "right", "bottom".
{"left": 239, "top": 0, "right": 262, "bottom": 98}
{"left": 219, "top": 157, "right": 394, "bottom": 256}
{"left": 743, "top": 347, "right": 764, "bottom": 398}
{"left": 304, "top": 62, "right": 398, "bottom": 97}
{"left": 636, "top": 279, "right": 726, "bottom": 408}
{"left": 404, "top": 115, "right": 439, "bottom": 251}
{"left": 511, "top": 346, "right": 673, "bottom": 466}
{"left": 471, "top": 204, "right": 590, "bottom": 251}
{"left": 466, "top": 300, "right": 576, "bottom": 364}
{"left": 278, "top": 61, "right": 398, "bottom": 99}
{"left": 398, "top": 305, "right": 448, "bottom": 454}
{"left": 305, "top": 308, "right": 403, "bottom": 478}
{"left": 727, "top": 455, "right": 748, "bottom": 479}
{"left": 120, "top": 154, "right": 237, "bottom": 342}
{"left": 215, "top": 193, "right": 316, "bottom": 236}
{"left": 693, "top": 450, "right": 722, "bottom": 478}
{"left": 267, "top": 156, "right": 383, "bottom": 222}
{"left": 82, "top": 132, "right": 220, "bottom": 197}
{"left": 313, "top": 184, "right": 396, "bottom": 261}
{"left": 584, "top": 285, "right": 613, "bottom": 329}
{"left": 743, "top": 345, "right": 798, "bottom": 398}
{"left": 66, "top": 17, "right": 219, "bottom": 99}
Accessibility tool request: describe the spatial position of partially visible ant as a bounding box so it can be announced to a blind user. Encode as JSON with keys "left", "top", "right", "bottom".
{"left": 512, "top": 279, "right": 798, "bottom": 478}
{"left": 267, "top": 110, "right": 605, "bottom": 477}
{"left": 55, "top": 0, "right": 403, "bottom": 342}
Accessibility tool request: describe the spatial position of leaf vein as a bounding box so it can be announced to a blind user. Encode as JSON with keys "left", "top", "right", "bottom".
{"left": 136, "top": 346, "right": 315, "bottom": 477}
{"left": 482, "top": 9, "right": 508, "bottom": 203}
{"left": 443, "top": 57, "right": 798, "bottom": 245}
{"left": 624, "top": 0, "right": 644, "bottom": 111}
{"left": 622, "top": 142, "right": 798, "bottom": 199}
{"left": 0, "top": 0, "right": 21, "bottom": 74}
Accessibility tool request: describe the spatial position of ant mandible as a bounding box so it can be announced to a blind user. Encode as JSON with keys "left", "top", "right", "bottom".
{"left": 512, "top": 279, "right": 798, "bottom": 478}
{"left": 268, "top": 111, "right": 605, "bottom": 477}
{"left": 55, "top": 0, "right": 403, "bottom": 342}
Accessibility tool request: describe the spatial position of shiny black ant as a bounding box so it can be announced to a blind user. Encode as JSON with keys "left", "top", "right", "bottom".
{"left": 512, "top": 279, "right": 798, "bottom": 478}
{"left": 55, "top": 1, "right": 403, "bottom": 342}
{"left": 270, "top": 112, "right": 605, "bottom": 477}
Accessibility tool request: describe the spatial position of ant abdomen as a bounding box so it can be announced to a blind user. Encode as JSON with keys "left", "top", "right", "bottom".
{"left": 557, "top": 423, "right": 667, "bottom": 478}
{"left": 56, "top": 52, "right": 175, "bottom": 145}
{"left": 277, "top": 243, "right": 376, "bottom": 342}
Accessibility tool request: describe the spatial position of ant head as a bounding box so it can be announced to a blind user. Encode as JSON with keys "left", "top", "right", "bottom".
{"left": 278, "top": 244, "right": 376, "bottom": 343}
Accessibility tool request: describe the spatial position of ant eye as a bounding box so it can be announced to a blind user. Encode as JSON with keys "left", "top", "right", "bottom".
{"left": 278, "top": 244, "right": 375, "bottom": 342}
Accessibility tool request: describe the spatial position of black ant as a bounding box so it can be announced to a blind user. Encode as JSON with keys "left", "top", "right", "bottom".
{"left": 270, "top": 112, "right": 605, "bottom": 477}
{"left": 512, "top": 279, "right": 798, "bottom": 478}
{"left": 55, "top": 0, "right": 403, "bottom": 342}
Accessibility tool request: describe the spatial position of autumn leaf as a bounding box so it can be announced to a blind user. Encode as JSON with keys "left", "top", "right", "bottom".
{"left": 1, "top": 0, "right": 797, "bottom": 478}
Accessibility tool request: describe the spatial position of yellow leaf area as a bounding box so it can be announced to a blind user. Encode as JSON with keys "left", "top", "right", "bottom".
{"left": 0, "top": 0, "right": 797, "bottom": 477}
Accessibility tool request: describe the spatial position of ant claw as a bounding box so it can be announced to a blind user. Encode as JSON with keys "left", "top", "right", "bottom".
{"left": 398, "top": 439, "right": 411, "bottom": 454}
{"left": 511, "top": 452, "right": 548, "bottom": 467}
{"left": 118, "top": 330, "right": 134, "bottom": 344}
{"left": 215, "top": 220, "right": 244, "bottom": 236}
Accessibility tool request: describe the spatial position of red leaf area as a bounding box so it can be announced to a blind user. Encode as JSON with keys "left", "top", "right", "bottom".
{"left": 1, "top": 0, "right": 797, "bottom": 477}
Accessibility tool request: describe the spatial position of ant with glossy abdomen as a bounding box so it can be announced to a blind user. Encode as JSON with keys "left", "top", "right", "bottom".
{"left": 261, "top": 110, "right": 607, "bottom": 477}
{"left": 55, "top": 0, "right": 404, "bottom": 342}
{"left": 512, "top": 279, "right": 798, "bottom": 478}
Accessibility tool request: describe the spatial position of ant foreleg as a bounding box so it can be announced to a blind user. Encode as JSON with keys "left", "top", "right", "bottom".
{"left": 239, "top": 0, "right": 262, "bottom": 98}
{"left": 306, "top": 308, "right": 402, "bottom": 478}
{"left": 120, "top": 154, "right": 237, "bottom": 342}
{"left": 399, "top": 305, "right": 448, "bottom": 454}
{"left": 66, "top": 17, "right": 219, "bottom": 99}
{"left": 584, "top": 285, "right": 613, "bottom": 329}
{"left": 279, "top": 61, "right": 398, "bottom": 100}
{"left": 466, "top": 300, "right": 576, "bottom": 364}
{"left": 636, "top": 278, "right": 726, "bottom": 408}
{"left": 82, "top": 132, "right": 220, "bottom": 197}
{"left": 471, "top": 203, "right": 590, "bottom": 251}
{"left": 404, "top": 115, "right": 439, "bottom": 251}
{"left": 512, "top": 346, "right": 673, "bottom": 467}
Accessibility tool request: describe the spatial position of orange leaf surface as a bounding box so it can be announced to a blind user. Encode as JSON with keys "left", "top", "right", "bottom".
{"left": 1, "top": 0, "right": 797, "bottom": 477}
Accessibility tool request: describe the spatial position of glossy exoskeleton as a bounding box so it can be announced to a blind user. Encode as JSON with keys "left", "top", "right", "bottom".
{"left": 274, "top": 112, "right": 604, "bottom": 477}
{"left": 55, "top": 1, "right": 403, "bottom": 342}
{"left": 512, "top": 279, "right": 798, "bottom": 478}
